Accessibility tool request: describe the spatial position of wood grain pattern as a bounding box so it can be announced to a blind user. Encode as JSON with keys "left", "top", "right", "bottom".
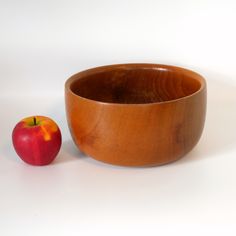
{"left": 65, "top": 64, "right": 207, "bottom": 166}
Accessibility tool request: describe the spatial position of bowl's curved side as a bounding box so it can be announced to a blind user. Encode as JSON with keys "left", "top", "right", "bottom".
{"left": 65, "top": 87, "right": 206, "bottom": 167}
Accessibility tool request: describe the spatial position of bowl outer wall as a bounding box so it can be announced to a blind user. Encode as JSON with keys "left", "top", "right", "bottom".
{"left": 65, "top": 64, "right": 207, "bottom": 166}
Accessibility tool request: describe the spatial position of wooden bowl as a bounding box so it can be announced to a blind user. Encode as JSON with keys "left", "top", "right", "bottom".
{"left": 65, "top": 64, "right": 206, "bottom": 166}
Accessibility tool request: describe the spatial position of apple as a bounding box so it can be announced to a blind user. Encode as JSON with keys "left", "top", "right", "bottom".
{"left": 12, "top": 116, "right": 62, "bottom": 166}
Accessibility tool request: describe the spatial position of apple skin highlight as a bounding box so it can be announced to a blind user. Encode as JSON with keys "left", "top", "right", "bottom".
{"left": 12, "top": 116, "right": 62, "bottom": 166}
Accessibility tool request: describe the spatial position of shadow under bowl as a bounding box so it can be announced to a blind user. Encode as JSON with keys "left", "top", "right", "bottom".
{"left": 65, "top": 63, "right": 207, "bottom": 166}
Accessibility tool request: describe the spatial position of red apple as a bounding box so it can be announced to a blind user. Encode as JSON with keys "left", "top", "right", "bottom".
{"left": 12, "top": 116, "right": 62, "bottom": 166}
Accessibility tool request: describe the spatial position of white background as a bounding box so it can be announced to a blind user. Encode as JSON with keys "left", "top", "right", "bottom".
{"left": 1, "top": 0, "right": 236, "bottom": 235}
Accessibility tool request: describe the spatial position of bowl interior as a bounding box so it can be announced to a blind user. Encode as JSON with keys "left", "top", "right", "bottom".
{"left": 70, "top": 66, "right": 202, "bottom": 104}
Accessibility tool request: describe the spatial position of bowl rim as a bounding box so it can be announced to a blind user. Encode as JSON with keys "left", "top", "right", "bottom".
{"left": 65, "top": 63, "right": 206, "bottom": 106}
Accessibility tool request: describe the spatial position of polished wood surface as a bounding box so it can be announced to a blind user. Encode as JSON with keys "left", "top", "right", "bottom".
{"left": 65, "top": 64, "right": 207, "bottom": 166}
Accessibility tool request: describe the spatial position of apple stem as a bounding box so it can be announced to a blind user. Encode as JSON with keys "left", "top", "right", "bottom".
{"left": 33, "top": 117, "right": 37, "bottom": 126}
